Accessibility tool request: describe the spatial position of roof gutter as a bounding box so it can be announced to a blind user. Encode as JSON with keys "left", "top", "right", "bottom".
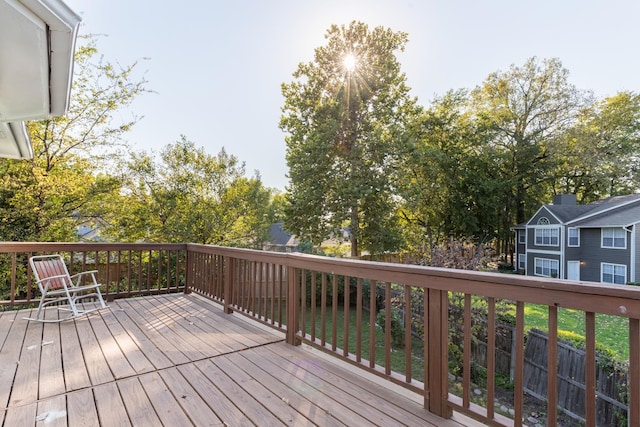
{"left": 0, "top": 122, "right": 33, "bottom": 159}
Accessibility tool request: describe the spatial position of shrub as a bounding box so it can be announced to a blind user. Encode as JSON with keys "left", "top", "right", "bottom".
{"left": 376, "top": 307, "right": 405, "bottom": 347}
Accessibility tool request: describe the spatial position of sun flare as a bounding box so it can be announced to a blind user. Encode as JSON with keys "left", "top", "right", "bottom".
{"left": 343, "top": 53, "right": 356, "bottom": 72}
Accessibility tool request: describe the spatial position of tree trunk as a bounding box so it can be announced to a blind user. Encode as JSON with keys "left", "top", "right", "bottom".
{"left": 350, "top": 204, "right": 359, "bottom": 257}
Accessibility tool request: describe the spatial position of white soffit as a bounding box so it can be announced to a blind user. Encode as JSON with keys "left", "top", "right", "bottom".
{"left": 0, "top": 122, "right": 32, "bottom": 159}
{"left": 0, "top": 0, "right": 48, "bottom": 122}
{"left": 0, "top": 0, "right": 80, "bottom": 159}
{"left": 0, "top": 0, "right": 81, "bottom": 121}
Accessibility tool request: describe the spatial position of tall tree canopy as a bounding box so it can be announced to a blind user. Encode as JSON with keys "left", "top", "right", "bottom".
{"left": 0, "top": 37, "right": 147, "bottom": 241}
{"left": 469, "top": 57, "right": 590, "bottom": 255}
{"left": 550, "top": 91, "right": 640, "bottom": 201}
{"left": 281, "top": 21, "right": 417, "bottom": 256}
{"left": 107, "top": 137, "right": 276, "bottom": 247}
{"left": 396, "top": 57, "right": 640, "bottom": 259}
{"left": 471, "top": 57, "right": 589, "bottom": 223}
{"left": 398, "top": 90, "right": 505, "bottom": 249}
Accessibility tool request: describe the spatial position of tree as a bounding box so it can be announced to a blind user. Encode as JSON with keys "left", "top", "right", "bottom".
{"left": 0, "top": 36, "right": 147, "bottom": 241}
{"left": 470, "top": 57, "right": 590, "bottom": 255}
{"left": 107, "top": 137, "right": 275, "bottom": 247}
{"left": 398, "top": 90, "right": 505, "bottom": 250}
{"left": 280, "top": 21, "right": 417, "bottom": 256}
{"left": 550, "top": 91, "right": 640, "bottom": 201}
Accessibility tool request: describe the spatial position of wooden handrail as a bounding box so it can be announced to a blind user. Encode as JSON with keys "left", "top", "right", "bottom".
{"left": 0, "top": 243, "right": 186, "bottom": 306}
{"left": 185, "top": 243, "right": 640, "bottom": 426}
{"left": 2, "top": 241, "right": 639, "bottom": 426}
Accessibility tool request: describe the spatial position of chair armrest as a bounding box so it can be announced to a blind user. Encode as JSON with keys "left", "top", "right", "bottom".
{"left": 36, "top": 273, "right": 70, "bottom": 292}
{"left": 36, "top": 273, "right": 68, "bottom": 283}
{"left": 69, "top": 270, "right": 99, "bottom": 279}
{"left": 69, "top": 270, "right": 100, "bottom": 287}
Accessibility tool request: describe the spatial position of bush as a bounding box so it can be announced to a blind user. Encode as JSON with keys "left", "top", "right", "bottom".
{"left": 376, "top": 307, "right": 405, "bottom": 347}
{"left": 497, "top": 261, "right": 513, "bottom": 271}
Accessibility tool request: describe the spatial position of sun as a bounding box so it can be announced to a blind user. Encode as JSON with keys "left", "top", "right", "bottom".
{"left": 343, "top": 53, "right": 357, "bottom": 72}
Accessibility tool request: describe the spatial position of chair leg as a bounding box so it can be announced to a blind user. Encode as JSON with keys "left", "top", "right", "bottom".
{"left": 67, "top": 290, "right": 81, "bottom": 318}
{"left": 96, "top": 291, "right": 107, "bottom": 309}
{"left": 32, "top": 298, "right": 46, "bottom": 321}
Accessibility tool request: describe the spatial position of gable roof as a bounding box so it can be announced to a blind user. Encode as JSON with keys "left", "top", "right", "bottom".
{"left": 532, "top": 193, "right": 640, "bottom": 227}
{"left": 543, "top": 204, "right": 593, "bottom": 223}
{"left": 526, "top": 205, "right": 567, "bottom": 225}
{"left": 268, "top": 221, "right": 298, "bottom": 247}
{"left": 567, "top": 193, "right": 640, "bottom": 226}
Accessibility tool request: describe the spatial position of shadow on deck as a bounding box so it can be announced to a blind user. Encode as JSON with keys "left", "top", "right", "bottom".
{"left": 0, "top": 293, "right": 479, "bottom": 426}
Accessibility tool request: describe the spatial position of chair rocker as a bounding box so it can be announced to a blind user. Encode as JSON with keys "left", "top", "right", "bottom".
{"left": 25, "top": 254, "right": 108, "bottom": 322}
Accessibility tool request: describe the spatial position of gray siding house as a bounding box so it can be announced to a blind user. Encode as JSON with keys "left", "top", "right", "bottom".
{"left": 263, "top": 221, "right": 299, "bottom": 252}
{"left": 513, "top": 193, "right": 640, "bottom": 284}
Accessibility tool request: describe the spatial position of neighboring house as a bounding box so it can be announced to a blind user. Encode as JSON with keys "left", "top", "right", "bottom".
{"left": 263, "top": 221, "right": 299, "bottom": 252}
{"left": 263, "top": 222, "right": 355, "bottom": 254}
{"left": 0, "top": 0, "right": 80, "bottom": 158}
{"left": 77, "top": 218, "right": 109, "bottom": 241}
{"left": 513, "top": 193, "right": 640, "bottom": 284}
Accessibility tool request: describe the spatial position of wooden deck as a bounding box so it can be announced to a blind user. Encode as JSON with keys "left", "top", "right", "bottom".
{"left": 0, "top": 293, "right": 478, "bottom": 426}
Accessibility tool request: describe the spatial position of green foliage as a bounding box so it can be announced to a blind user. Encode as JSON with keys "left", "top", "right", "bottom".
{"left": 521, "top": 304, "right": 629, "bottom": 361}
{"left": 550, "top": 91, "right": 640, "bottom": 200}
{"left": 376, "top": 307, "right": 405, "bottom": 347}
{"left": 303, "top": 271, "right": 358, "bottom": 307}
{"left": 361, "top": 279, "right": 384, "bottom": 311}
{"left": 281, "top": 21, "right": 418, "bottom": 256}
{"left": 295, "top": 241, "right": 324, "bottom": 255}
{"left": 0, "top": 36, "right": 147, "bottom": 241}
{"left": 398, "top": 89, "right": 506, "bottom": 248}
{"left": 396, "top": 57, "right": 640, "bottom": 256}
{"left": 0, "top": 254, "right": 29, "bottom": 300}
{"left": 448, "top": 340, "right": 463, "bottom": 377}
{"left": 105, "top": 137, "right": 276, "bottom": 247}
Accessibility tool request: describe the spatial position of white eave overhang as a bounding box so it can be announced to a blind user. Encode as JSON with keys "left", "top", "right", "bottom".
{"left": 0, "top": 0, "right": 81, "bottom": 159}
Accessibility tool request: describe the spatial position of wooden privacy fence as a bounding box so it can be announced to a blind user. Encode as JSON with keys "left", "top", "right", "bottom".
{"left": 524, "top": 329, "right": 628, "bottom": 426}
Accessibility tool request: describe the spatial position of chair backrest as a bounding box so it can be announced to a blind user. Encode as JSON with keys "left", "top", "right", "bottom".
{"left": 30, "top": 255, "right": 71, "bottom": 291}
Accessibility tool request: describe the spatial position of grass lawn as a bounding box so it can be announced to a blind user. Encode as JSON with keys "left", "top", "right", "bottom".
{"left": 522, "top": 303, "right": 629, "bottom": 361}
{"left": 301, "top": 305, "right": 426, "bottom": 382}
{"left": 298, "top": 298, "right": 629, "bottom": 387}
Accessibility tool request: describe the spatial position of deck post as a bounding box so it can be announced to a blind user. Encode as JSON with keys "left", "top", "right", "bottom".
{"left": 223, "top": 257, "right": 234, "bottom": 314}
{"left": 286, "top": 266, "right": 301, "bottom": 345}
{"left": 426, "top": 288, "right": 452, "bottom": 418}
{"left": 184, "top": 247, "right": 192, "bottom": 294}
{"left": 630, "top": 318, "right": 640, "bottom": 427}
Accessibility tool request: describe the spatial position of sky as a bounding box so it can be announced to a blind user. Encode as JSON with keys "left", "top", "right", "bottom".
{"left": 63, "top": 0, "right": 640, "bottom": 191}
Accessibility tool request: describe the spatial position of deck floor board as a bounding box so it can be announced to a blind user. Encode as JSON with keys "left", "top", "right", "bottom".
{"left": 66, "top": 389, "right": 99, "bottom": 427}
{"left": 39, "top": 311, "right": 65, "bottom": 400}
{"left": 0, "top": 293, "right": 476, "bottom": 426}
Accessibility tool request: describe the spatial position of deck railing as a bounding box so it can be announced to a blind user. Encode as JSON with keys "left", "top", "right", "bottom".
{"left": 185, "top": 244, "right": 640, "bottom": 427}
{"left": 2, "top": 242, "right": 640, "bottom": 426}
{"left": 0, "top": 242, "right": 186, "bottom": 306}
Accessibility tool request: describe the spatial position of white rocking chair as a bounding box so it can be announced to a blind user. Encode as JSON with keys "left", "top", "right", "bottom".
{"left": 25, "top": 254, "right": 108, "bottom": 322}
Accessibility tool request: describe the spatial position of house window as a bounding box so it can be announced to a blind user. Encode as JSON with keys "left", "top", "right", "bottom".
{"left": 535, "top": 227, "right": 559, "bottom": 246}
{"left": 518, "top": 232, "right": 526, "bottom": 244}
{"left": 602, "top": 228, "right": 626, "bottom": 249}
{"left": 568, "top": 228, "right": 579, "bottom": 247}
{"left": 602, "top": 263, "right": 626, "bottom": 284}
{"left": 534, "top": 258, "right": 559, "bottom": 278}
{"left": 518, "top": 254, "right": 526, "bottom": 270}
{"left": 537, "top": 217, "right": 550, "bottom": 225}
